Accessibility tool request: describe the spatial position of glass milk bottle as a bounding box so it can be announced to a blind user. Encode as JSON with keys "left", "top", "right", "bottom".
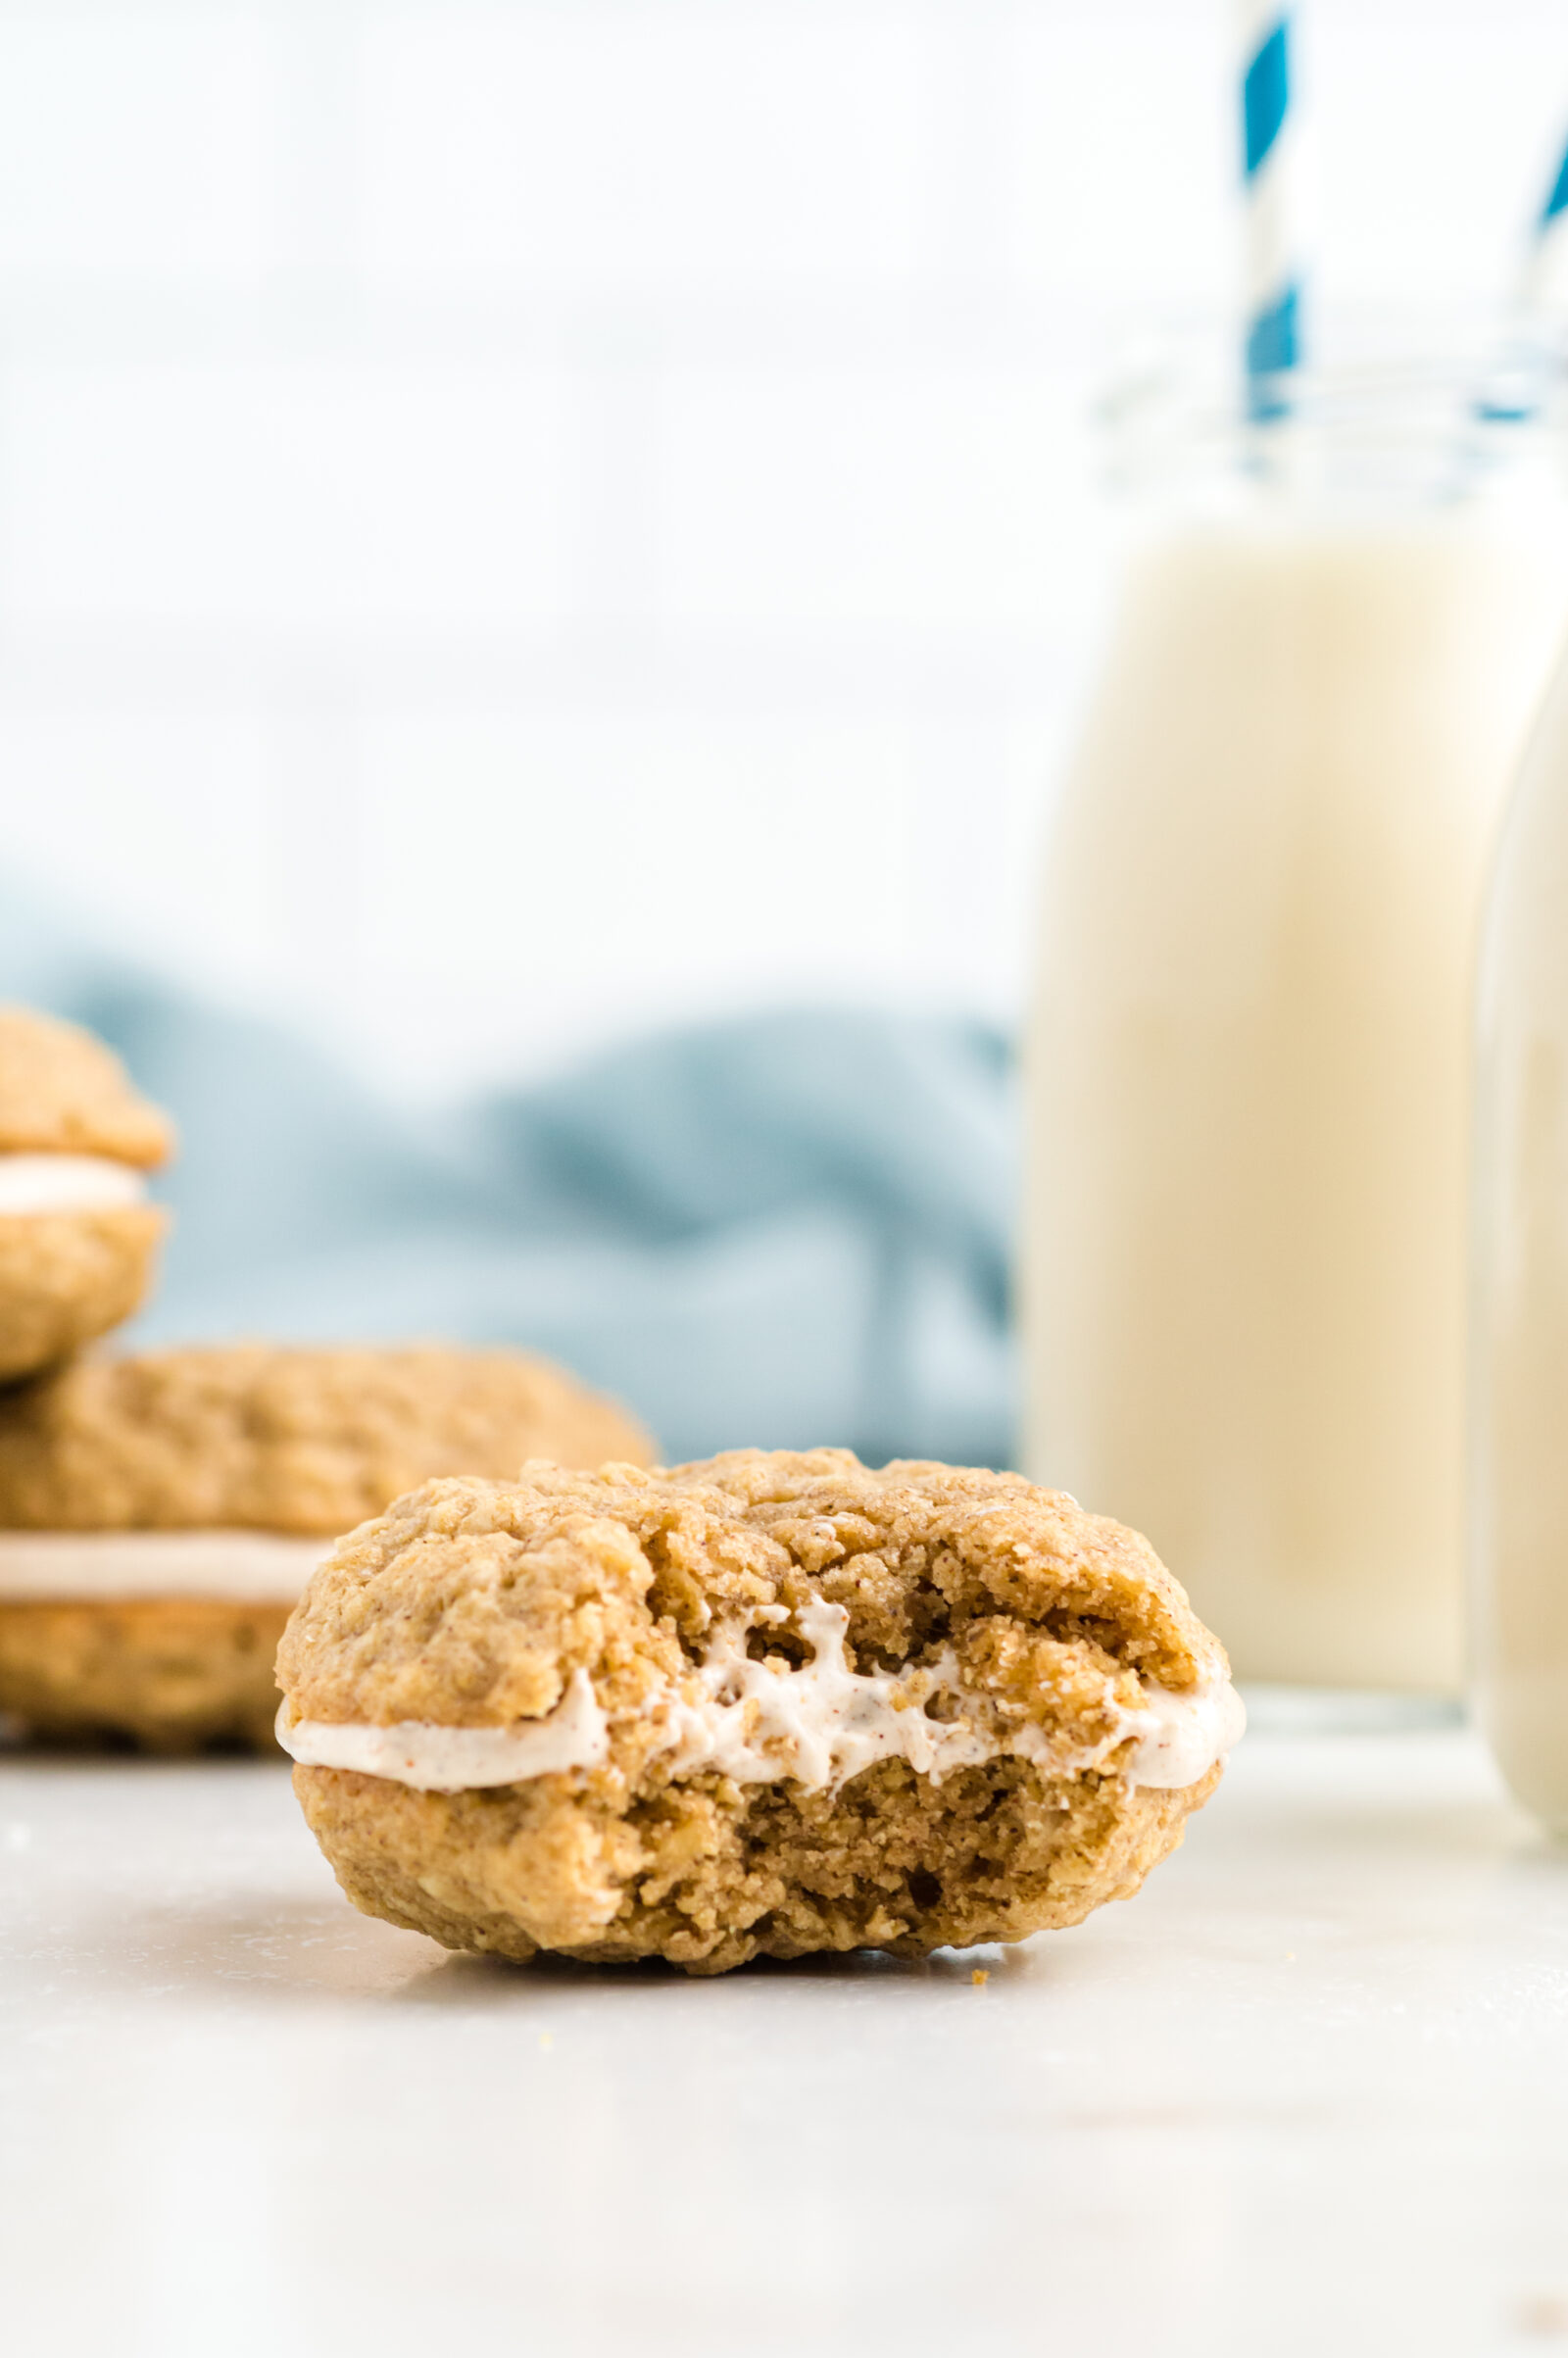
{"left": 1473, "top": 647, "right": 1568, "bottom": 1826}
{"left": 1023, "top": 368, "right": 1568, "bottom": 1690}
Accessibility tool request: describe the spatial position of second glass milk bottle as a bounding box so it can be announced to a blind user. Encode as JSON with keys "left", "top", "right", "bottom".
{"left": 1473, "top": 639, "right": 1568, "bottom": 1826}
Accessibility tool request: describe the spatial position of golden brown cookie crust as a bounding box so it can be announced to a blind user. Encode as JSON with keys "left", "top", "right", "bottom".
{"left": 0, "top": 1597, "right": 289, "bottom": 1751}
{"left": 0, "top": 1005, "right": 172, "bottom": 1164}
{"left": 0, "top": 1204, "right": 168, "bottom": 1383}
{"left": 294, "top": 1756, "right": 1219, "bottom": 1973}
{"left": 280, "top": 1449, "right": 1233, "bottom": 1972}
{"left": 0, "top": 1345, "right": 656, "bottom": 1533}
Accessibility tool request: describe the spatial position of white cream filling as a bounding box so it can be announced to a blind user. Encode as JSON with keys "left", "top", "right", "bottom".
{"left": 0, "top": 1153, "right": 148, "bottom": 1214}
{"left": 279, "top": 1668, "right": 610, "bottom": 1788}
{"left": 275, "top": 1597, "right": 1246, "bottom": 1798}
{"left": 0, "top": 1531, "right": 329, "bottom": 1603}
{"left": 1116, "top": 1674, "right": 1249, "bottom": 1789}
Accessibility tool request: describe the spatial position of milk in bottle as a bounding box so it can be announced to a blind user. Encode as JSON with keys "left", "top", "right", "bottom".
{"left": 1024, "top": 382, "right": 1568, "bottom": 1690}
{"left": 1474, "top": 646, "right": 1568, "bottom": 1825}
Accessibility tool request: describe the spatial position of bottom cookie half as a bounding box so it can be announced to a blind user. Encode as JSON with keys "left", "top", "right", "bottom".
{"left": 0, "top": 1597, "right": 289, "bottom": 1751}
{"left": 294, "top": 1754, "right": 1220, "bottom": 1974}
{"left": 0, "top": 1204, "right": 167, "bottom": 1382}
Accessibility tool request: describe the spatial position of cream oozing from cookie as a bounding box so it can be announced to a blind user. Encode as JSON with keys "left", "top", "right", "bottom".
{"left": 279, "top": 1668, "right": 610, "bottom": 1787}
{"left": 0, "top": 1531, "right": 329, "bottom": 1602}
{"left": 0, "top": 1154, "right": 148, "bottom": 1214}
{"left": 275, "top": 1597, "right": 1245, "bottom": 1796}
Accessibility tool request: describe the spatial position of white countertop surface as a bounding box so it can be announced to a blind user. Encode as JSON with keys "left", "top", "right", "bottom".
{"left": 4, "top": 1724, "right": 1568, "bottom": 2358}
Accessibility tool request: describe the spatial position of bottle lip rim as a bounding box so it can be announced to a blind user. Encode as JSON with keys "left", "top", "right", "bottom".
{"left": 1092, "top": 313, "right": 1568, "bottom": 455}
{"left": 1092, "top": 341, "right": 1568, "bottom": 516}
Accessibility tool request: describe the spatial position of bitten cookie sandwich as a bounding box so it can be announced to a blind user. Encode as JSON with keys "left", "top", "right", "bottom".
{"left": 278, "top": 1449, "right": 1243, "bottom": 1974}
{"left": 0, "top": 1005, "right": 172, "bottom": 1382}
{"left": 0, "top": 1345, "right": 654, "bottom": 1750}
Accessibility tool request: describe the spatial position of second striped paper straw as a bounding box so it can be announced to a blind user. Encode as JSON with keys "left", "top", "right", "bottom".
{"left": 1473, "top": 128, "right": 1568, "bottom": 425}
{"left": 1239, "top": 3, "right": 1300, "bottom": 420}
{"left": 1517, "top": 136, "right": 1568, "bottom": 316}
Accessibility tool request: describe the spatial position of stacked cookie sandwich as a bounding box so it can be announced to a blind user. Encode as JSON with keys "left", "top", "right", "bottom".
{"left": 0, "top": 1005, "right": 172, "bottom": 1381}
{"left": 0, "top": 1007, "right": 654, "bottom": 1750}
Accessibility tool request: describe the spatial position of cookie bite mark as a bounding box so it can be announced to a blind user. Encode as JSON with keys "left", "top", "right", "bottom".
{"left": 646, "top": 1596, "right": 1242, "bottom": 1793}
{"left": 279, "top": 1450, "right": 1242, "bottom": 1972}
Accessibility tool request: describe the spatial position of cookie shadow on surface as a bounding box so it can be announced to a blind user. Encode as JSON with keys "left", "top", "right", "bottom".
{"left": 393, "top": 1936, "right": 1023, "bottom": 2004}
{"left": 0, "top": 1726, "right": 285, "bottom": 1762}
{"left": 40, "top": 1886, "right": 1044, "bottom": 2007}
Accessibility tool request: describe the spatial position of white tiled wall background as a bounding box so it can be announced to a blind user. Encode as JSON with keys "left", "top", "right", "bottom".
{"left": 1, "top": 0, "right": 1565, "bottom": 1097}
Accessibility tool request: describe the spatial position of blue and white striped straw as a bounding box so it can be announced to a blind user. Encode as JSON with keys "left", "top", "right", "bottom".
{"left": 1239, "top": 4, "right": 1300, "bottom": 420}
{"left": 1518, "top": 136, "right": 1568, "bottom": 314}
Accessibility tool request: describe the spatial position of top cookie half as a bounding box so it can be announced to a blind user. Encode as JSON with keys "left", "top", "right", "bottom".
{"left": 280, "top": 1447, "right": 1226, "bottom": 1729}
{"left": 0, "top": 1006, "right": 172, "bottom": 1165}
{"left": 0, "top": 1345, "right": 656, "bottom": 1533}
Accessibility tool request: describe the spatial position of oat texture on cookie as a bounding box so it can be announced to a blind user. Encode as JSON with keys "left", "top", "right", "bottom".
{"left": 0, "top": 1206, "right": 169, "bottom": 1384}
{"left": 0, "top": 1345, "right": 657, "bottom": 1753}
{"left": 0, "top": 1345, "right": 656, "bottom": 1533}
{"left": 0, "top": 1005, "right": 172, "bottom": 1164}
{"left": 0, "top": 1597, "right": 292, "bottom": 1751}
{"left": 279, "top": 1449, "right": 1239, "bottom": 1974}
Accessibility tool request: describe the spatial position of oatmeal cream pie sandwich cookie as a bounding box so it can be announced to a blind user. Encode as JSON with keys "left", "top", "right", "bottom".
{"left": 278, "top": 1449, "right": 1244, "bottom": 1974}
{"left": 0, "top": 1005, "right": 173, "bottom": 1382}
{"left": 0, "top": 1344, "right": 655, "bottom": 1750}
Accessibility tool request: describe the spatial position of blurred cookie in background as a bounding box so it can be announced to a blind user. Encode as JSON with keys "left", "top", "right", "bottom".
{"left": 0, "top": 1343, "right": 655, "bottom": 1752}
{"left": 0, "top": 1005, "right": 174, "bottom": 1382}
